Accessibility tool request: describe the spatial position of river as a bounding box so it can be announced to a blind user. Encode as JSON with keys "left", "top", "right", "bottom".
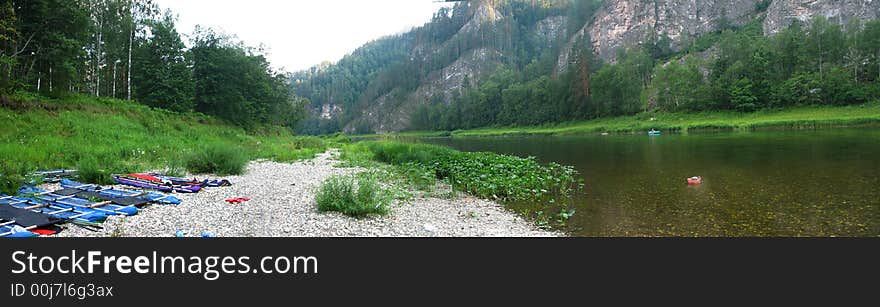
{"left": 418, "top": 129, "right": 880, "bottom": 236}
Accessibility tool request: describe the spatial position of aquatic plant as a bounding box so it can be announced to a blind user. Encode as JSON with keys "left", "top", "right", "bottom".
{"left": 347, "top": 141, "right": 583, "bottom": 205}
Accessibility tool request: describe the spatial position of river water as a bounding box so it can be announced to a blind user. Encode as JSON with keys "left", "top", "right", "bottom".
{"left": 420, "top": 129, "right": 880, "bottom": 236}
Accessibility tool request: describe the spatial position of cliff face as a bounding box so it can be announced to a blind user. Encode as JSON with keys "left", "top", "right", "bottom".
{"left": 460, "top": 0, "right": 505, "bottom": 33}
{"left": 350, "top": 48, "right": 504, "bottom": 134}
{"left": 560, "top": 0, "right": 880, "bottom": 68}
{"left": 763, "top": 0, "right": 880, "bottom": 34}
{"left": 589, "top": 0, "right": 760, "bottom": 60}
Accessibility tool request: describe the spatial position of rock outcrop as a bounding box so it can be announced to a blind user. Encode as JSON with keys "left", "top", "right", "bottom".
{"left": 588, "top": 0, "right": 760, "bottom": 60}
{"left": 346, "top": 48, "right": 503, "bottom": 134}
{"left": 460, "top": 0, "right": 505, "bottom": 33}
{"left": 763, "top": 0, "right": 880, "bottom": 34}
{"left": 535, "top": 15, "right": 569, "bottom": 45}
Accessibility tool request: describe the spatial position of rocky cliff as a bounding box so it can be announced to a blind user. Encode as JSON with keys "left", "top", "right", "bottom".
{"left": 559, "top": 0, "right": 880, "bottom": 67}
{"left": 589, "top": 0, "right": 760, "bottom": 60}
{"left": 764, "top": 0, "right": 880, "bottom": 34}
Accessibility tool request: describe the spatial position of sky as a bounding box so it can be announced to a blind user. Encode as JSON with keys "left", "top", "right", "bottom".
{"left": 154, "top": 0, "right": 454, "bottom": 73}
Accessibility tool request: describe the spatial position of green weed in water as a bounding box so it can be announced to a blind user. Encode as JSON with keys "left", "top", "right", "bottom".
{"left": 346, "top": 141, "right": 582, "bottom": 204}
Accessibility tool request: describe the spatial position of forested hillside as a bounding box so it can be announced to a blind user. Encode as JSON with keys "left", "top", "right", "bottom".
{"left": 293, "top": 0, "right": 880, "bottom": 134}
{"left": 0, "top": 0, "right": 307, "bottom": 129}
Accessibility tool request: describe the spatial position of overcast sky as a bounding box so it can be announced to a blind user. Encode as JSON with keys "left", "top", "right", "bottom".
{"left": 154, "top": 0, "right": 453, "bottom": 73}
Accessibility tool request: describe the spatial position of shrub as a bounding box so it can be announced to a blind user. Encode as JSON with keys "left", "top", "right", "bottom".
{"left": 185, "top": 144, "right": 248, "bottom": 175}
{"left": 398, "top": 162, "right": 437, "bottom": 191}
{"left": 76, "top": 157, "right": 114, "bottom": 184}
{"left": 0, "top": 161, "right": 27, "bottom": 194}
{"left": 315, "top": 173, "right": 390, "bottom": 218}
{"left": 337, "top": 143, "right": 375, "bottom": 167}
{"left": 290, "top": 136, "right": 326, "bottom": 150}
{"left": 366, "top": 141, "right": 454, "bottom": 165}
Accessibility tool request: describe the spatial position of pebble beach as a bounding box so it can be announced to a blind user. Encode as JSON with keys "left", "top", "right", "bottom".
{"left": 55, "top": 151, "right": 559, "bottom": 238}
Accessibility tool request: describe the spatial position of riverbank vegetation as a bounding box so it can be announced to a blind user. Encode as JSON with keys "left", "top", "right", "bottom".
{"left": 338, "top": 141, "right": 582, "bottom": 224}
{"left": 398, "top": 103, "right": 880, "bottom": 137}
{"left": 0, "top": 93, "right": 327, "bottom": 193}
{"left": 409, "top": 17, "right": 880, "bottom": 132}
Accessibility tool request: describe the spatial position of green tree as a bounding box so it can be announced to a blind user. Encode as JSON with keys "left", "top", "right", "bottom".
{"left": 650, "top": 58, "right": 710, "bottom": 111}
{"left": 730, "top": 77, "right": 758, "bottom": 112}
{"left": 774, "top": 72, "right": 821, "bottom": 107}
{"left": 9, "top": 0, "right": 90, "bottom": 94}
{"left": 820, "top": 66, "right": 865, "bottom": 105}
{"left": 770, "top": 21, "right": 807, "bottom": 80}
{"left": 191, "top": 27, "right": 304, "bottom": 128}
{"left": 805, "top": 16, "right": 846, "bottom": 76}
{"left": 859, "top": 20, "right": 880, "bottom": 82}
{"left": 592, "top": 61, "right": 643, "bottom": 116}
{"left": 132, "top": 12, "right": 194, "bottom": 112}
{"left": 0, "top": 1, "right": 19, "bottom": 92}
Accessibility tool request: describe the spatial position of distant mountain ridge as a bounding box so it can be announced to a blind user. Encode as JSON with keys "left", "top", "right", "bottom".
{"left": 293, "top": 0, "right": 880, "bottom": 134}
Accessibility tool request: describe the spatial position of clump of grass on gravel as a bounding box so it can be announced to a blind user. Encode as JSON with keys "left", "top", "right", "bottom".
{"left": 315, "top": 172, "right": 390, "bottom": 218}
{"left": 185, "top": 144, "right": 248, "bottom": 175}
{"left": 76, "top": 156, "right": 116, "bottom": 185}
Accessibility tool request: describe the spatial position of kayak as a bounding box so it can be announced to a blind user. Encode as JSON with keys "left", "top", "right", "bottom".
{"left": 0, "top": 204, "right": 64, "bottom": 237}
{"left": 0, "top": 195, "right": 107, "bottom": 223}
{"left": 60, "top": 179, "right": 182, "bottom": 205}
{"left": 113, "top": 174, "right": 202, "bottom": 193}
{"left": 687, "top": 176, "right": 703, "bottom": 185}
{"left": 31, "top": 169, "right": 78, "bottom": 183}
{"left": 19, "top": 186, "right": 138, "bottom": 216}
{"left": 148, "top": 173, "right": 231, "bottom": 188}
{"left": 648, "top": 131, "right": 662, "bottom": 136}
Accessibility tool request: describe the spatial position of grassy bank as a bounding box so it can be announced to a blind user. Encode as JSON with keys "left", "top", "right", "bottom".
{"left": 0, "top": 93, "right": 329, "bottom": 192}
{"left": 392, "top": 103, "right": 880, "bottom": 137}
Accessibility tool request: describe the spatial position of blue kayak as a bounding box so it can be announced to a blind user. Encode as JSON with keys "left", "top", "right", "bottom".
{"left": 31, "top": 169, "right": 78, "bottom": 183}
{"left": 0, "top": 219, "right": 35, "bottom": 238}
{"left": 19, "top": 186, "right": 138, "bottom": 216}
{"left": 0, "top": 202, "right": 64, "bottom": 237}
{"left": 0, "top": 195, "right": 107, "bottom": 223}
{"left": 0, "top": 223, "right": 38, "bottom": 237}
{"left": 648, "top": 131, "right": 662, "bottom": 136}
{"left": 60, "top": 179, "right": 181, "bottom": 205}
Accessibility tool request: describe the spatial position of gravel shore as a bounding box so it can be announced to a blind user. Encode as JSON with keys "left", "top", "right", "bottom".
{"left": 56, "top": 151, "right": 559, "bottom": 237}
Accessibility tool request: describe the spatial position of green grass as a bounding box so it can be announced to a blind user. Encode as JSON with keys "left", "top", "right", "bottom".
{"left": 391, "top": 103, "right": 880, "bottom": 137}
{"left": 315, "top": 172, "right": 391, "bottom": 218}
{"left": 0, "top": 92, "right": 329, "bottom": 187}
{"left": 185, "top": 144, "right": 249, "bottom": 176}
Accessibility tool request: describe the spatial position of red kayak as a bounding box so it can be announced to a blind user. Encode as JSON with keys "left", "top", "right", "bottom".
{"left": 687, "top": 176, "right": 703, "bottom": 185}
